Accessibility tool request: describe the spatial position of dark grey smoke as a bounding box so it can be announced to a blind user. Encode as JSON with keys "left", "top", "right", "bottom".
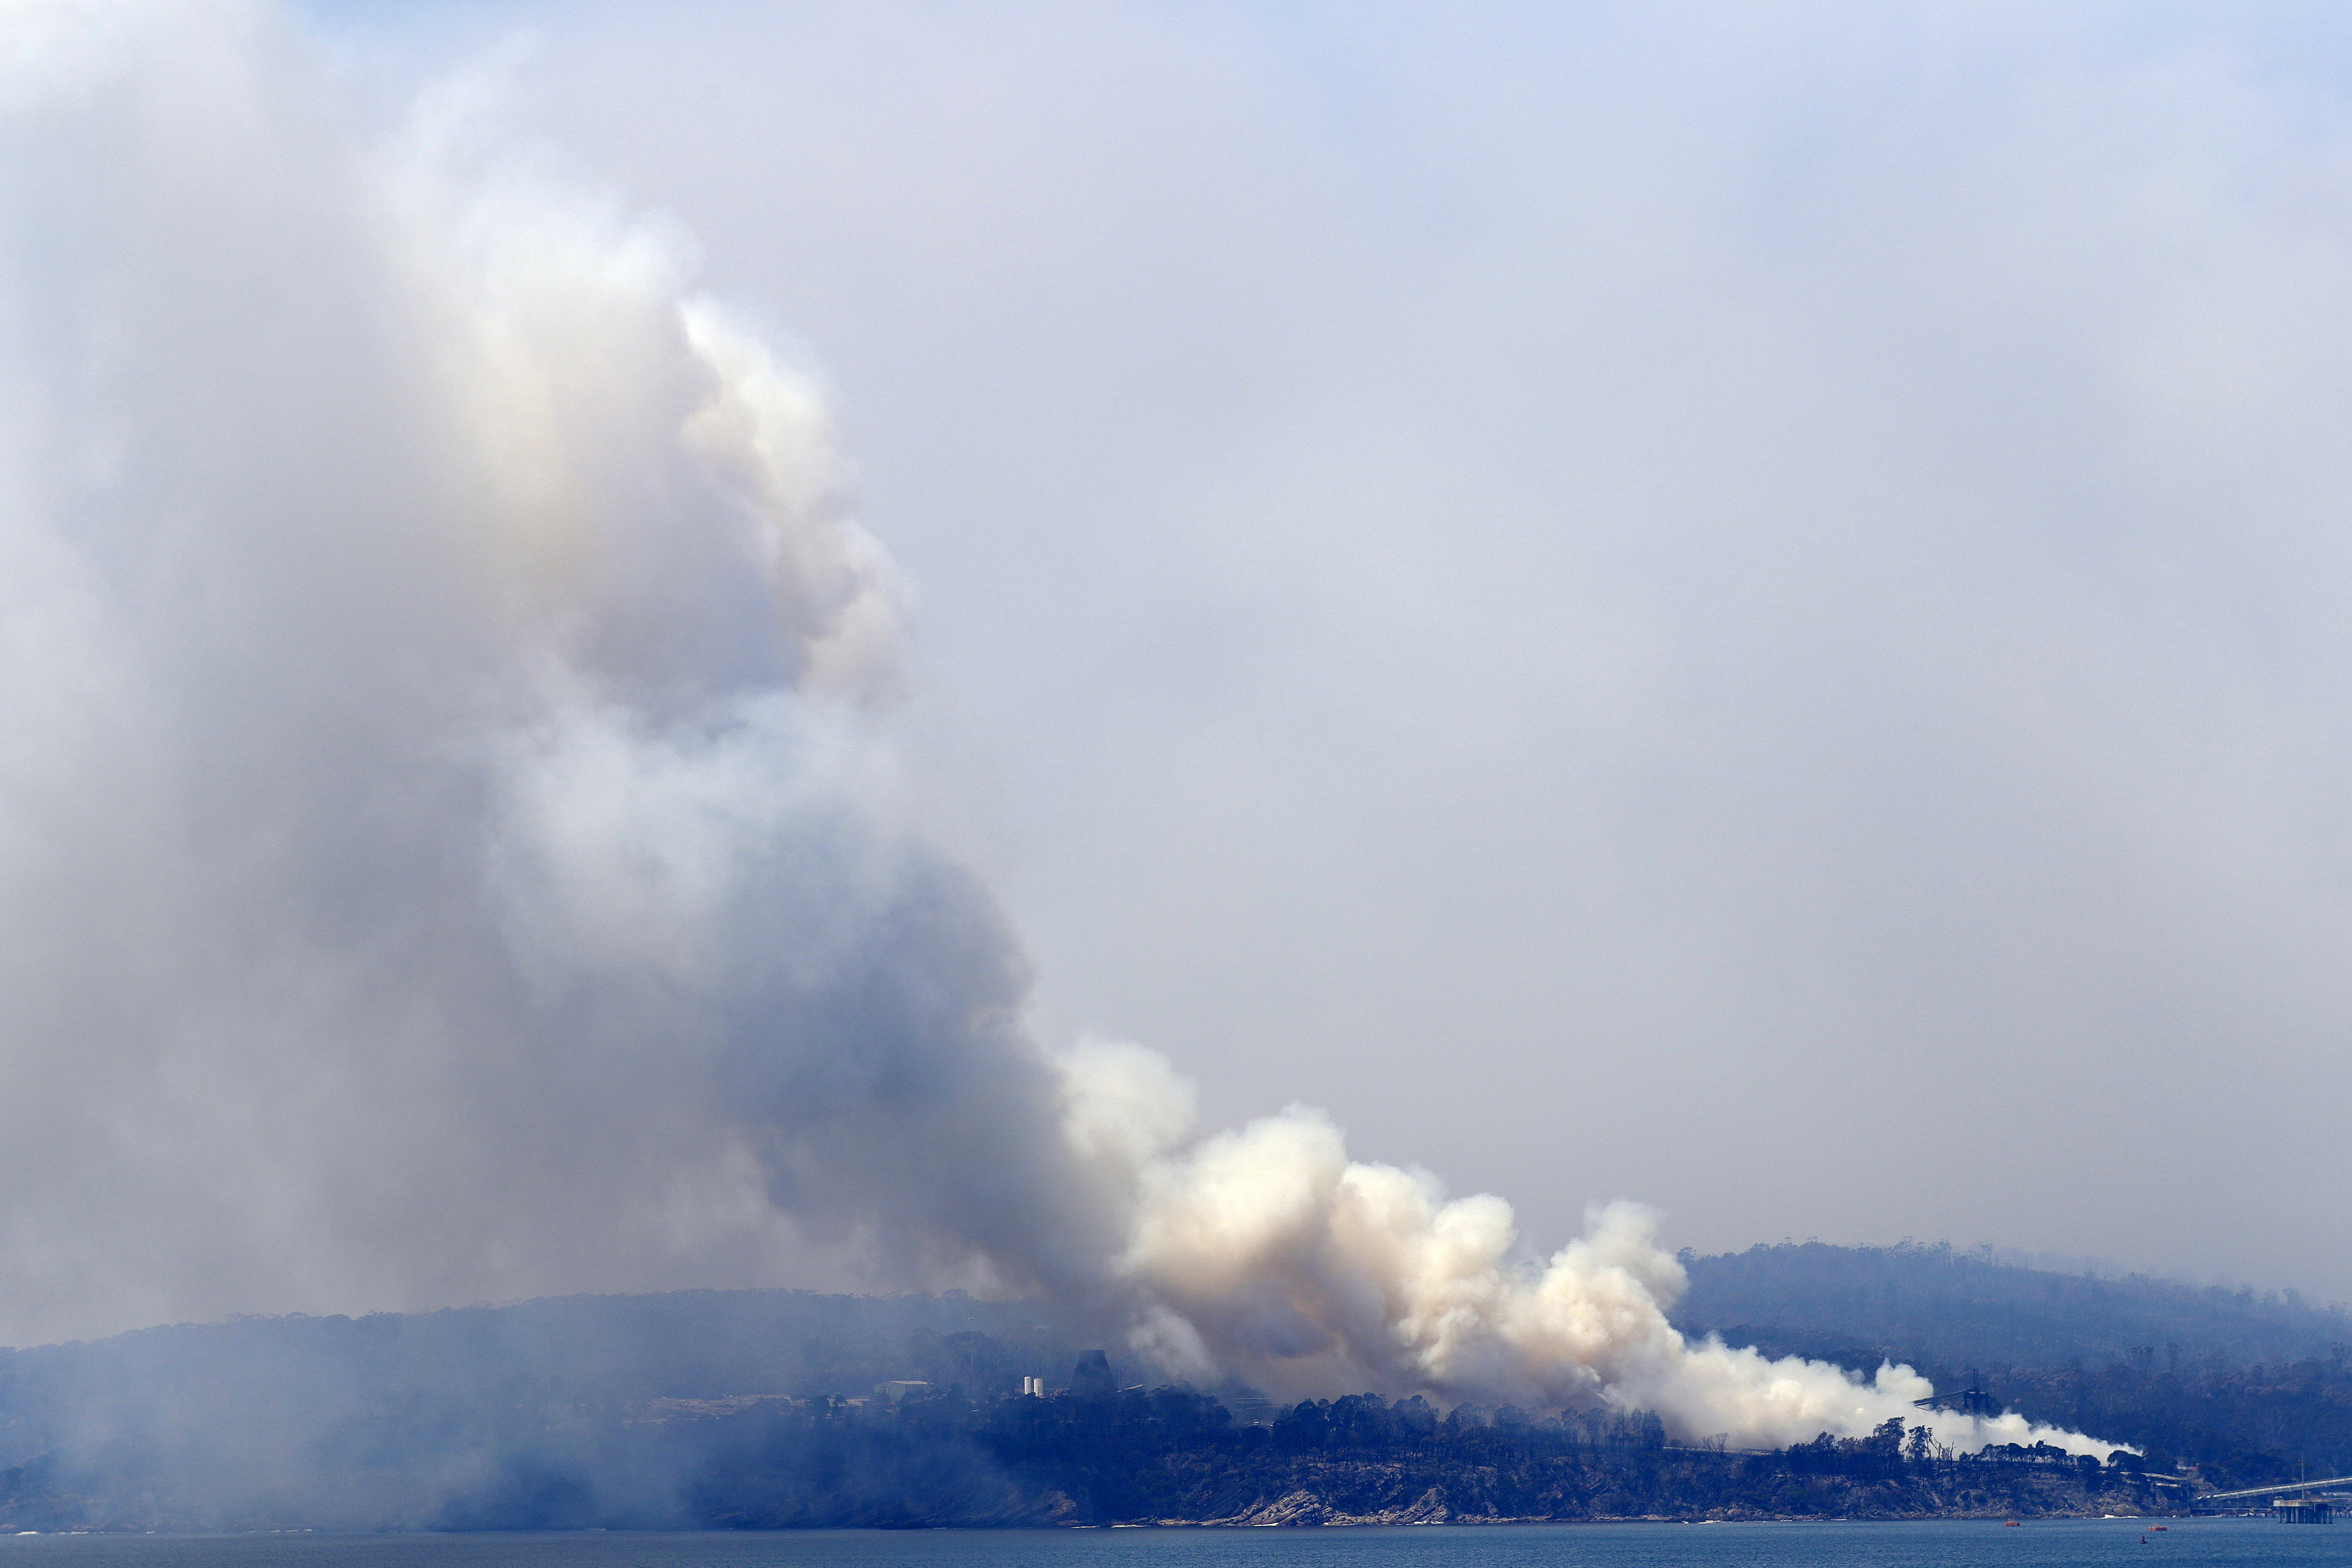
{"left": 0, "top": 0, "right": 2116, "bottom": 1468}
{"left": 0, "top": 0, "right": 1097, "bottom": 1343}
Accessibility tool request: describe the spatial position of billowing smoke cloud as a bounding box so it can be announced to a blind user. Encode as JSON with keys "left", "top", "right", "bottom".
{"left": 1070, "top": 1058, "right": 2100, "bottom": 1453}
{"left": 0, "top": 0, "right": 2105, "bottom": 1458}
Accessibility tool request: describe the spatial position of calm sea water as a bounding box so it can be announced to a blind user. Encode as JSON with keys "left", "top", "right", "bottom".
{"left": 0, "top": 1520, "right": 2341, "bottom": 1568}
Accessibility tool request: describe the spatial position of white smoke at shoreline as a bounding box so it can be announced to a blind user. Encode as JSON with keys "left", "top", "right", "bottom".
{"left": 0, "top": 0, "right": 2110, "bottom": 1457}
{"left": 1057, "top": 1049, "right": 2106, "bottom": 1453}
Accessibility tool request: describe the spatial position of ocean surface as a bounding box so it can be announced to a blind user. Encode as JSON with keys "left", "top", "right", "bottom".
{"left": 0, "top": 1520, "right": 2340, "bottom": 1568}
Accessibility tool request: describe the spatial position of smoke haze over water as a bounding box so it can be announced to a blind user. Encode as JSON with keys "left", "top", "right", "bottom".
{"left": 0, "top": 0, "right": 2126, "bottom": 1457}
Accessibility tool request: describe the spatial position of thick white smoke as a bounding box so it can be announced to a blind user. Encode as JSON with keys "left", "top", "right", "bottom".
{"left": 1057, "top": 1047, "right": 2104, "bottom": 1454}
{"left": 0, "top": 0, "right": 2110, "bottom": 1456}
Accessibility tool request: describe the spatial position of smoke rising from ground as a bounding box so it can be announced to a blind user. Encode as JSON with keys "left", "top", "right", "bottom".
{"left": 0, "top": 0, "right": 2103, "bottom": 1457}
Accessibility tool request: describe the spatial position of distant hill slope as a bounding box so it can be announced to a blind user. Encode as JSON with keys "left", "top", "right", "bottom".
{"left": 1672, "top": 1241, "right": 2352, "bottom": 1486}
{"left": 0, "top": 1289, "right": 1133, "bottom": 1477}
{"left": 4, "top": 1251, "right": 2350, "bottom": 1520}
{"left": 1672, "top": 1242, "right": 2352, "bottom": 1377}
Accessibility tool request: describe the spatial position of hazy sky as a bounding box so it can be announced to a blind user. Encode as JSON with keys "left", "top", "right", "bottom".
{"left": 15, "top": 0, "right": 2352, "bottom": 1332}
{"left": 280, "top": 0, "right": 2352, "bottom": 1300}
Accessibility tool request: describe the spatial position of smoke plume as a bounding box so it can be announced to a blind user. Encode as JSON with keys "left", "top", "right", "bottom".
{"left": 0, "top": 0, "right": 2104, "bottom": 1458}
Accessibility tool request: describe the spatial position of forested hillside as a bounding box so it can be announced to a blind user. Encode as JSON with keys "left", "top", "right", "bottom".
{"left": 3, "top": 1247, "right": 2350, "bottom": 1527}
{"left": 1675, "top": 1241, "right": 2351, "bottom": 1370}
{"left": 1674, "top": 1242, "right": 2352, "bottom": 1485}
{"left": 0, "top": 1384, "right": 2180, "bottom": 1530}
{"left": 0, "top": 1290, "right": 1131, "bottom": 1477}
